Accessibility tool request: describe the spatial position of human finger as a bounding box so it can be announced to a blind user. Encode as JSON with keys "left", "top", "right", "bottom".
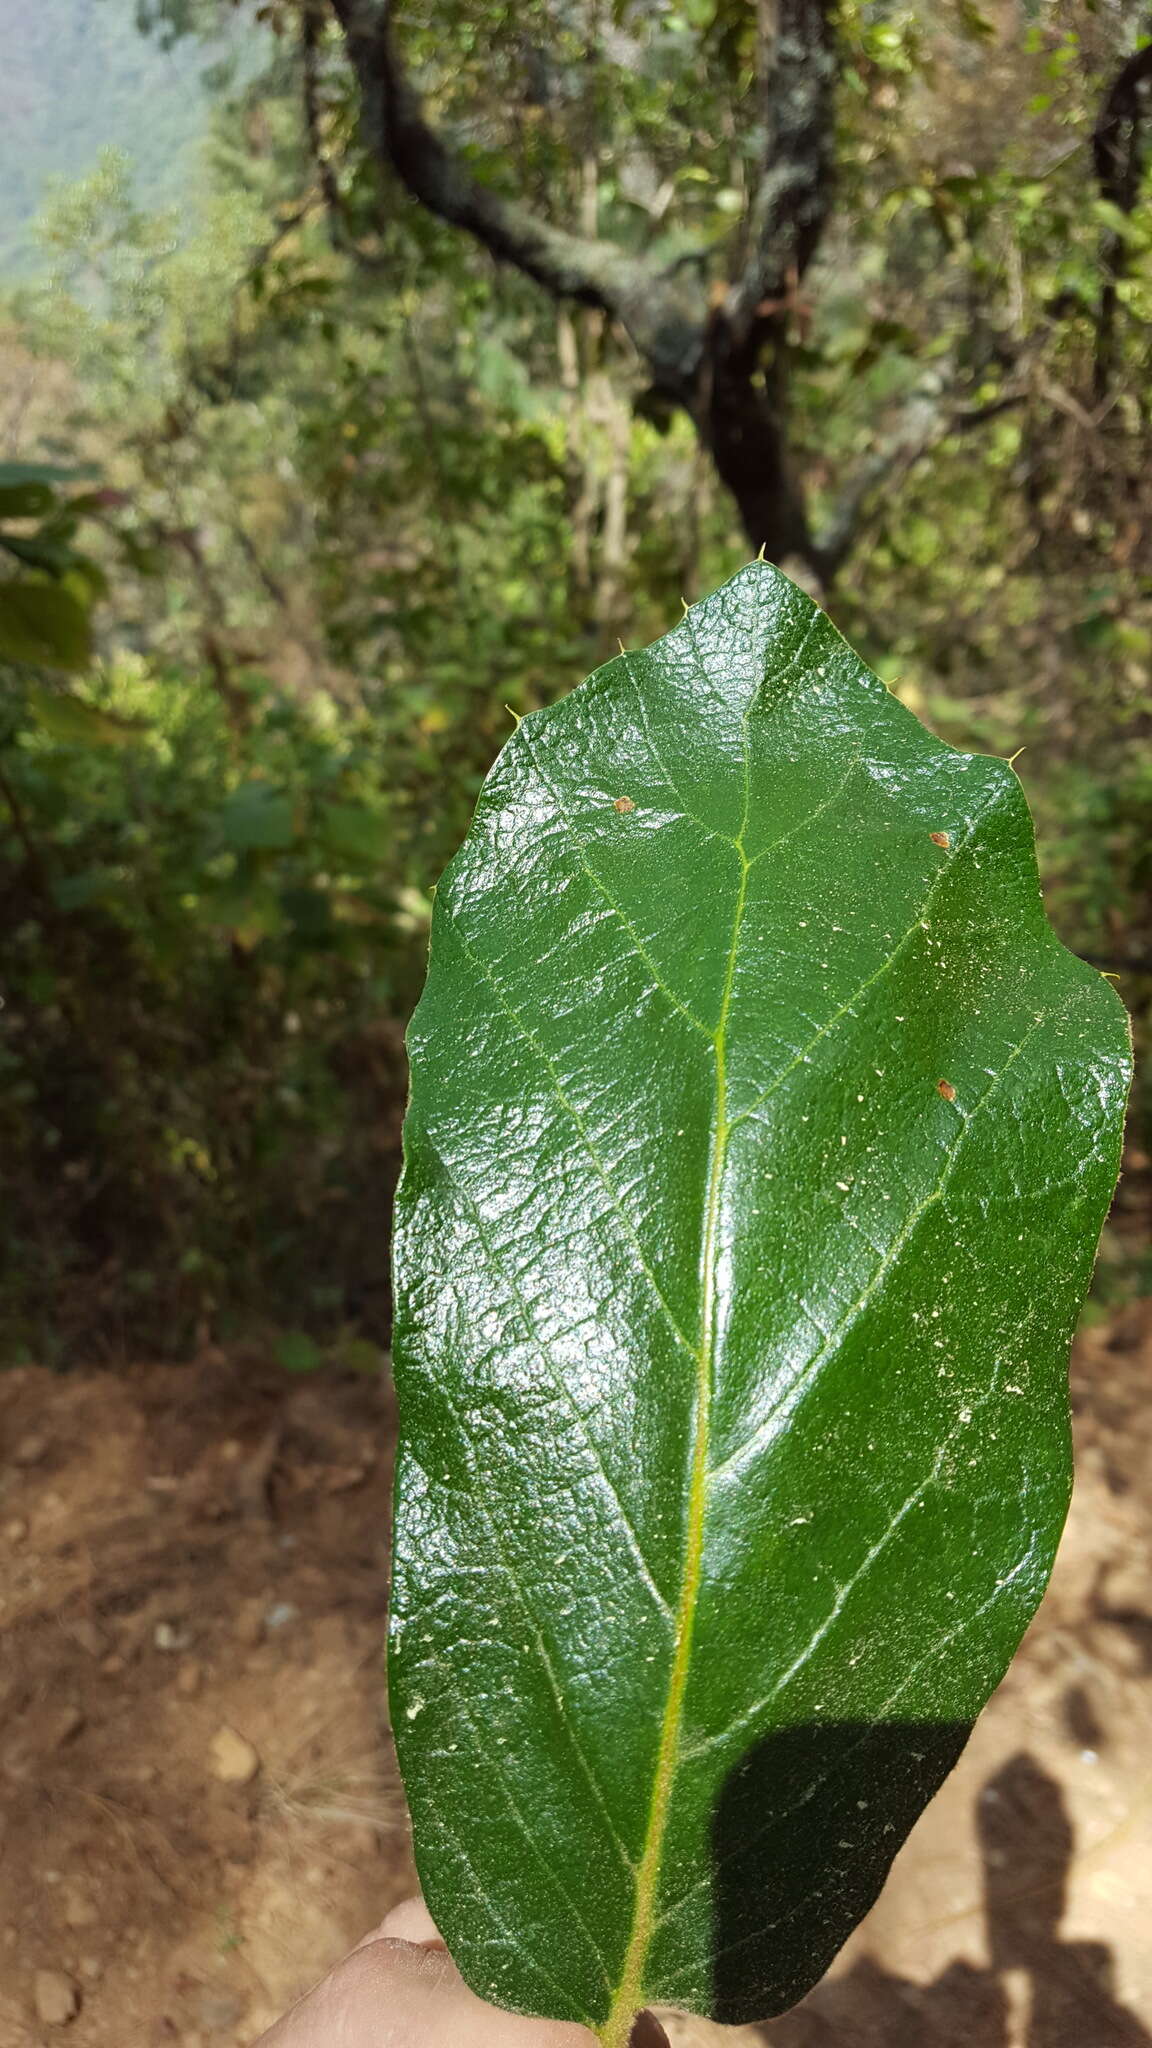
{"left": 252, "top": 1913, "right": 669, "bottom": 2048}
{"left": 372, "top": 1896, "right": 446, "bottom": 1948}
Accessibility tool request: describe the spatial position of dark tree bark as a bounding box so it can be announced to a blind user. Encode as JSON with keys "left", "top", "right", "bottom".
{"left": 690, "top": 0, "right": 837, "bottom": 568}
{"left": 1092, "top": 28, "right": 1152, "bottom": 401}
{"left": 694, "top": 323, "right": 816, "bottom": 569}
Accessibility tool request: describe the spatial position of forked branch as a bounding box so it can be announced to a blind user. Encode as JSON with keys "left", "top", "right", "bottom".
{"left": 325, "top": 0, "right": 697, "bottom": 376}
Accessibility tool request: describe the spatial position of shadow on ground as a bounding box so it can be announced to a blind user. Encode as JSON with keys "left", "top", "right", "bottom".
{"left": 763, "top": 1752, "right": 1150, "bottom": 2047}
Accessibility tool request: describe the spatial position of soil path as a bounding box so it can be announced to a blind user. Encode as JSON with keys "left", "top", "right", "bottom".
{"left": 2, "top": 1311, "right": 1151, "bottom": 2046}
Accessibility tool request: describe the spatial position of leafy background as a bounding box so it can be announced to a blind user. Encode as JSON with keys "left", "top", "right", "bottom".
{"left": 1, "top": 0, "right": 1149, "bottom": 1366}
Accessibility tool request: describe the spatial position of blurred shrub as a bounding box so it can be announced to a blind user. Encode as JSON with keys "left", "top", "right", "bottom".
{"left": 0, "top": 656, "right": 425, "bottom": 1362}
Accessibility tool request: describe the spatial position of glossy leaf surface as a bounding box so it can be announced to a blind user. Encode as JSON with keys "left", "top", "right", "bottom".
{"left": 390, "top": 564, "right": 1129, "bottom": 2040}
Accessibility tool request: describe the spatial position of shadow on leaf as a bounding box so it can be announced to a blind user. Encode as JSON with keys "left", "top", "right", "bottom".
{"left": 711, "top": 1718, "right": 973, "bottom": 2023}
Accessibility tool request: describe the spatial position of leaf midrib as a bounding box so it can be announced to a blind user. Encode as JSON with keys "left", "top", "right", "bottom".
{"left": 598, "top": 668, "right": 758, "bottom": 2045}
{"left": 597, "top": 615, "right": 918, "bottom": 2038}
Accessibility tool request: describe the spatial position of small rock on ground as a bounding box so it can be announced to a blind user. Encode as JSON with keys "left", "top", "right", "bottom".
{"left": 207, "top": 1724, "right": 260, "bottom": 1785}
{"left": 34, "top": 1969, "right": 80, "bottom": 2026}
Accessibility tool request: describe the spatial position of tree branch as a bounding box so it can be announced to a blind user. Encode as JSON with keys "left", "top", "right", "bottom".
{"left": 301, "top": 0, "right": 391, "bottom": 272}
{"left": 301, "top": 1, "right": 347, "bottom": 235}
{"left": 326, "top": 0, "right": 702, "bottom": 386}
{"left": 814, "top": 378, "right": 1029, "bottom": 577}
{"left": 814, "top": 382, "right": 947, "bottom": 578}
{"left": 1091, "top": 25, "right": 1152, "bottom": 400}
{"left": 694, "top": 0, "right": 838, "bottom": 570}
{"left": 726, "top": 0, "right": 839, "bottom": 342}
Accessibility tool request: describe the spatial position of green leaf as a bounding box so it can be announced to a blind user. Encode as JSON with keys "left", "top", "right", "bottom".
{"left": 0, "top": 581, "right": 92, "bottom": 671}
{"left": 216, "top": 782, "right": 297, "bottom": 851}
{"left": 51, "top": 865, "right": 122, "bottom": 910}
{"left": 334, "top": 1335, "right": 389, "bottom": 1375}
{"left": 0, "top": 479, "right": 58, "bottom": 518}
{"left": 0, "top": 532, "right": 80, "bottom": 578}
{"left": 27, "top": 687, "right": 147, "bottom": 748}
{"left": 196, "top": 880, "right": 285, "bottom": 944}
{"left": 955, "top": 0, "right": 996, "bottom": 39}
{"left": 274, "top": 1329, "right": 324, "bottom": 1375}
{"left": 390, "top": 564, "right": 1129, "bottom": 2039}
{"left": 320, "top": 798, "right": 392, "bottom": 866}
{"left": 0, "top": 461, "right": 90, "bottom": 491}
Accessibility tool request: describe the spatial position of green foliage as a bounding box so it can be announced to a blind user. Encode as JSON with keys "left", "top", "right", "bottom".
{"left": 1, "top": 108, "right": 718, "bottom": 1359}
{"left": 0, "top": 657, "right": 423, "bottom": 1361}
{"left": 0, "top": 460, "right": 108, "bottom": 670}
{"left": 0, "top": 0, "right": 248, "bottom": 275}
{"left": 0, "top": 581, "right": 92, "bottom": 670}
{"left": 390, "top": 567, "right": 1129, "bottom": 2036}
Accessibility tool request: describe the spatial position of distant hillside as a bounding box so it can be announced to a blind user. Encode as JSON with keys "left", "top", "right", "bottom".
{"left": 0, "top": 0, "right": 242, "bottom": 271}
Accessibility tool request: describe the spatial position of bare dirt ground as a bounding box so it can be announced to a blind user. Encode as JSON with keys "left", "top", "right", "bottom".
{"left": 2, "top": 1308, "right": 1151, "bottom": 2048}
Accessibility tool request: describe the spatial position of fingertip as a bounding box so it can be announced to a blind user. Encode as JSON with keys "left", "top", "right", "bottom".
{"left": 375, "top": 1894, "right": 447, "bottom": 1948}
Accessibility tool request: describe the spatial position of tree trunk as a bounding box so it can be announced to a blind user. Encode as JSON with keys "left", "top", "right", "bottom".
{"left": 693, "top": 315, "right": 816, "bottom": 570}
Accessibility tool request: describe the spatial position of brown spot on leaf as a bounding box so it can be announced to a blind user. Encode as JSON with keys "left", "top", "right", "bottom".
{"left": 614, "top": 796, "right": 635, "bottom": 814}
{"left": 937, "top": 1079, "right": 957, "bottom": 1101}
{"left": 930, "top": 831, "right": 951, "bottom": 849}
